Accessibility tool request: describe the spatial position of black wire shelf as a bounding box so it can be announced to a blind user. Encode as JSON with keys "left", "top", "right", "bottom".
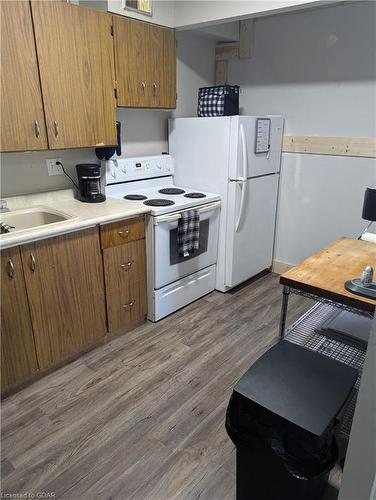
{"left": 284, "top": 302, "right": 367, "bottom": 440}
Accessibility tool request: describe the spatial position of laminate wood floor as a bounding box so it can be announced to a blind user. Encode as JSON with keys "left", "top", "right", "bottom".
{"left": 1, "top": 274, "right": 336, "bottom": 499}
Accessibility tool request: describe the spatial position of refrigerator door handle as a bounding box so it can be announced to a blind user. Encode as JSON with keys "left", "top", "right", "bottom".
{"left": 235, "top": 124, "right": 248, "bottom": 232}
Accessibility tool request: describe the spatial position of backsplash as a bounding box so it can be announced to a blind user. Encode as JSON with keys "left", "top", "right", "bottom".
{"left": 0, "top": 108, "right": 170, "bottom": 197}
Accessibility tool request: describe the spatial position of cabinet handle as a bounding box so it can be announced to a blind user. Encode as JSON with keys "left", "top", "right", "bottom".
{"left": 30, "top": 254, "right": 36, "bottom": 272}
{"left": 53, "top": 120, "right": 59, "bottom": 137}
{"left": 153, "top": 82, "right": 158, "bottom": 96}
{"left": 118, "top": 230, "right": 129, "bottom": 238}
{"left": 141, "top": 81, "right": 146, "bottom": 93}
{"left": 121, "top": 260, "right": 133, "bottom": 270}
{"left": 122, "top": 300, "right": 135, "bottom": 309}
{"left": 7, "top": 258, "right": 15, "bottom": 278}
{"left": 34, "top": 120, "right": 41, "bottom": 138}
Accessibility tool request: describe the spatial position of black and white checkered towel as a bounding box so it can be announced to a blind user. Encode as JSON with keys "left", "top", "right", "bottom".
{"left": 177, "top": 210, "right": 200, "bottom": 257}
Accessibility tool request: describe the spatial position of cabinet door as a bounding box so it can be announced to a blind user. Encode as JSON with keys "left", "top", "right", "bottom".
{"left": 1, "top": 247, "right": 39, "bottom": 390}
{"left": 113, "top": 16, "right": 150, "bottom": 107}
{"left": 31, "top": 1, "right": 116, "bottom": 149}
{"left": 103, "top": 239, "right": 147, "bottom": 334}
{"left": 149, "top": 25, "right": 176, "bottom": 109}
{"left": 20, "top": 228, "right": 107, "bottom": 368}
{"left": 0, "top": 1, "right": 48, "bottom": 152}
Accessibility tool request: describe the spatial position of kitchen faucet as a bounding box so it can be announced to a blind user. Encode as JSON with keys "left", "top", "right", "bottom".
{"left": 0, "top": 200, "right": 10, "bottom": 213}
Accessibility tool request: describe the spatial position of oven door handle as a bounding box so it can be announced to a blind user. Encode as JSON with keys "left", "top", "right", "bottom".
{"left": 198, "top": 201, "right": 221, "bottom": 214}
{"left": 154, "top": 213, "right": 181, "bottom": 225}
{"left": 153, "top": 201, "right": 221, "bottom": 225}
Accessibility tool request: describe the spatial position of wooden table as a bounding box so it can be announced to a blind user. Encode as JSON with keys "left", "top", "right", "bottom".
{"left": 279, "top": 237, "right": 376, "bottom": 337}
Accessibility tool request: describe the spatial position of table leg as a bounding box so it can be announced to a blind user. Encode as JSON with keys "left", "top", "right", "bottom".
{"left": 279, "top": 286, "right": 290, "bottom": 339}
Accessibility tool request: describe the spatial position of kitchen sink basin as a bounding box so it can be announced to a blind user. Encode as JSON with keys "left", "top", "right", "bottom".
{"left": 0, "top": 207, "right": 77, "bottom": 234}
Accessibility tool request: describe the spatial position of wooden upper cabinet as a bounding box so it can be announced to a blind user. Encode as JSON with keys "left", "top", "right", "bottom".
{"left": 0, "top": 1, "right": 48, "bottom": 152}
{"left": 31, "top": 1, "right": 117, "bottom": 149}
{"left": 20, "top": 228, "right": 107, "bottom": 369}
{"left": 149, "top": 24, "right": 176, "bottom": 109}
{"left": 114, "top": 16, "right": 176, "bottom": 109}
{"left": 1, "top": 247, "right": 39, "bottom": 391}
{"left": 113, "top": 16, "right": 150, "bottom": 107}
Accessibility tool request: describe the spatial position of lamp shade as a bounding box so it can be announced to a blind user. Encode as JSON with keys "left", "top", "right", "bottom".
{"left": 362, "top": 186, "right": 376, "bottom": 221}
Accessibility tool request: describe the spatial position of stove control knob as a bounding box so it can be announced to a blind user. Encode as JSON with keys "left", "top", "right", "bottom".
{"left": 111, "top": 169, "right": 117, "bottom": 179}
{"left": 121, "top": 164, "right": 127, "bottom": 174}
{"left": 156, "top": 162, "right": 162, "bottom": 170}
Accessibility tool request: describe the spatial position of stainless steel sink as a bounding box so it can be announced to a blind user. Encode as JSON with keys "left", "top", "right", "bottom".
{"left": 0, "top": 207, "right": 77, "bottom": 234}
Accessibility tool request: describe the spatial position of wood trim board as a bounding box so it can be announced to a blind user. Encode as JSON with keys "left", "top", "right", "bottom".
{"left": 282, "top": 136, "right": 376, "bottom": 158}
{"left": 215, "top": 60, "right": 228, "bottom": 85}
{"left": 239, "top": 19, "right": 254, "bottom": 59}
{"left": 215, "top": 43, "right": 240, "bottom": 62}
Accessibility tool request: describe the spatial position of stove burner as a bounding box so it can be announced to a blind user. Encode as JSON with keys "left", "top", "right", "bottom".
{"left": 158, "top": 187, "right": 186, "bottom": 195}
{"left": 123, "top": 194, "right": 147, "bottom": 201}
{"left": 144, "top": 199, "right": 175, "bottom": 207}
{"left": 184, "top": 192, "right": 207, "bottom": 199}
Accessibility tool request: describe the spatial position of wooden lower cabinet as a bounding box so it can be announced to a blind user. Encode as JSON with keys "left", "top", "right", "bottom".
{"left": 103, "top": 238, "right": 147, "bottom": 334}
{"left": 20, "top": 227, "right": 107, "bottom": 368}
{"left": 1, "top": 220, "right": 147, "bottom": 394}
{"left": 1, "top": 247, "right": 39, "bottom": 390}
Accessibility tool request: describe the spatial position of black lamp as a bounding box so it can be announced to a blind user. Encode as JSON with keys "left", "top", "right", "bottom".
{"left": 360, "top": 186, "right": 376, "bottom": 238}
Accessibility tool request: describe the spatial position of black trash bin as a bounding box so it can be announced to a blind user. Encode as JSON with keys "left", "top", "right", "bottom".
{"left": 226, "top": 341, "right": 358, "bottom": 500}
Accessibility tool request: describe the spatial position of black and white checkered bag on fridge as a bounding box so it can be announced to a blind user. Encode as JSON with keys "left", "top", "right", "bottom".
{"left": 197, "top": 85, "right": 240, "bottom": 117}
{"left": 198, "top": 90, "right": 225, "bottom": 117}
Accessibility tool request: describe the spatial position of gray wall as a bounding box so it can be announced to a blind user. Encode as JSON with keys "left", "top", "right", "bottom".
{"left": 0, "top": 31, "right": 215, "bottom": 197}
{"left": 227, "top": 1, "right": 376, "bottom": 265}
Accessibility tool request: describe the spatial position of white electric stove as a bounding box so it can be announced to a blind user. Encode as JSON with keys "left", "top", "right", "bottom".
{"left": 104, "top": 155, "right": 221, "bottom": 321}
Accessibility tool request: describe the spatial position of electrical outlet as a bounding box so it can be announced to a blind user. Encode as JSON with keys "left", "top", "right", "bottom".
{"left": 46, "top": 158, "right": 63, "bottom": 176}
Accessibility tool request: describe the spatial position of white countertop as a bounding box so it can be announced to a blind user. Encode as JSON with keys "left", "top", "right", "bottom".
{"left": 0, "top": 189, "right": 151, "bottom": 249}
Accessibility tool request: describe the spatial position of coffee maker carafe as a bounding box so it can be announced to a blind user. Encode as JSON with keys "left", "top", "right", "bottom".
{"left": 76, "top": 164, "right": 106, "bottom": 203}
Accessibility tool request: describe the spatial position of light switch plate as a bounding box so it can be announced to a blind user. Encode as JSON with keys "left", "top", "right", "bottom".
{"left": 46, "top": 158, "right": 63, "bottom": 176}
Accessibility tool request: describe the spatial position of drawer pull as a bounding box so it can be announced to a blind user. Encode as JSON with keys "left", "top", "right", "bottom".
{"left": 122, "top": 300, "right": 135, "bottom": 309}
{"left": 121, "top": 260, "right": 133, "bottom": 270}
{"left": 7, "top": 258, "right": 15, "bottom": 278}
{"left": 118, "top": 230, "right": 129, "bottom": 238}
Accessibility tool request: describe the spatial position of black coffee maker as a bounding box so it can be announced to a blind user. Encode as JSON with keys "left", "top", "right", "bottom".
{"left": 76, "top": 164, "right": 106, "bottom": 203}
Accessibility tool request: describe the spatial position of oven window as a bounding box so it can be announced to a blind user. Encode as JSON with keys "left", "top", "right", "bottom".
{"left": 169, "top": 219, "right": 209, "bottom": 264}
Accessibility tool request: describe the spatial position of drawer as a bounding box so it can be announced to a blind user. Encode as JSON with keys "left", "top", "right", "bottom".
{"left": 100, "top": 216, "right": 145, "bottom": 249}
{"left": 106, "top": 280, "right": 147, "bottom": 334}
{"left": 103, "top": 239, "right": 146, "bottom": 287}
{"left": 103, "top": 239, "right": 147, "bottom": 333}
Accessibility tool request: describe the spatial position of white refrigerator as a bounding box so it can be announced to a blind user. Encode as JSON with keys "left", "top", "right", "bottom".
{"left": 168, "top": 115, "right": 284, "bottom": 292}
